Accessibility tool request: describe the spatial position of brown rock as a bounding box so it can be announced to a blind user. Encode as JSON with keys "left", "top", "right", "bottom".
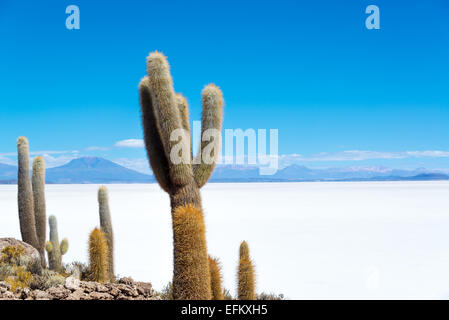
{"left": 0, "top": 291, "right": 16, "bottom": 300}
{"left": 136, "top": 282, "right": 153, "bottom": 296}
{"left": 47, "top": 285, "right": 70, "bottom": 299}
{"left": 89, "top": 292, "right": 113, "bottom": 300}
{"left": 118, "top": 277, "right": 134, "bottom": 286}
{"left": 117, "top": 284, "right": 138, "bottom": 297}
{"left": 33, "top": 290, "right": 52, "bottom": 300}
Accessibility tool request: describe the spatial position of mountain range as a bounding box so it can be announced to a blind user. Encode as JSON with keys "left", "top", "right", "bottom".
{"left": 0, "top": 157, "right": 448, "bottom": 184}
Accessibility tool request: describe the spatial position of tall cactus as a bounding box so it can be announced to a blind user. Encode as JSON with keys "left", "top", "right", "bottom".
{"left": 208, "top": 256, "right": 224, "bottom": 300}
{"left": 88, "top": 228, "right": 109, "bottom": 283}
{"left": 32, "top": 156, "right": 47, "bottom": 267}
{"left": 139, "top": 51, "right": 224, "bottom": 300}
{"left": 238, "top": 241, "right": 256, "bottom": 300}
{"left": 45, "top": 215, "right": 68, "bottom": 272}
{"left": 17, "top": 137, "right": 39, "bottom": 250}
{"left": 98, "top": 186, "right": 114, "bottom": 281}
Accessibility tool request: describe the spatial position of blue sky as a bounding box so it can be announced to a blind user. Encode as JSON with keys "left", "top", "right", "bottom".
{"left": 0, "top": 0, "right": 448, "bottom": 173}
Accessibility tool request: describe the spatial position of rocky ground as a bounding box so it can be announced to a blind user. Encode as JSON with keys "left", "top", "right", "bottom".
{"left": 0, "top": 237, "right": 160, "bottom": 300}
{"left": 0, "top": 276, "right": 160, "bottom": 300}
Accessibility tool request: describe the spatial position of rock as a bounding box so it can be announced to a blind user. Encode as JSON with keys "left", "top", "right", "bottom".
{"left": 89, "top": 292, "right": 113, "bottom": 300}
{"left": 66, "top": 289, "right": 90, "bottom": 300}
{"left": 136, "top": 282, "right": 153, "bottom": 296}
{"left": 105, "top": 283, "right": 120, "bottom": 297}
{"left": 32, "top": 290, "right": 52, "bottom": 300}
{"left": 0, "top": 291, "right": 16, "bottom": 300}
{"left": 118, "top": 277, "right": 134, "bottom": 286}
{"left": 95, "top": 283, "right": 109, "bottom": 293}
{"left": 64, "top": 276, "right": 80, "bottom": 291}
{"left": 80, "top": 281, "right": 97, "bottom": 293}
{"left": 47, "top": 285, "right": 70, "bottom": 299}
{"left": 0, "top": 281, "right": 11, "bottom": 293}
{"left": 20, "top": 288, "right": 31, "bottom": 299}
{"left": 117, "top": 283, "right": 138, "bottom": 297}
{"left": 0, "top": 238, "right": 40, "bottom": 261}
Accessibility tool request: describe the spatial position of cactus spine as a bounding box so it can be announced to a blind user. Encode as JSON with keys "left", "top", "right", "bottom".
{"left": 139, "top": 51, "right": 224, "bottom": 300}
{"left": 32, "top": 156, "right": 47, "bottom": 267}
{"left": 88, "top": 228, "right": 109, "bottom": 283}
{"left": 45, "top": 215, "right": 68, "bottom": 272}
{"left": 238, "top": 241, "right": 256, "bottom": 300}
{"left": 17, "top": 137, "right": 39, "bottom": 250}
{"left": 208, "top": 256, "right": 224, "bottom": 300}
{"left": 172, "top": 205, "right": 211, "bottom": 299}
{"left": 98, "top": 186, "right": 114, "bottom": 281}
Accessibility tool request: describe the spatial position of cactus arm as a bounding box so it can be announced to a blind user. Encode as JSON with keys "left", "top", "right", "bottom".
{"left": 145, "top": 52, "right": 193, "bottom": 188}
{"left": 17, "top": 137, "right": 39, "bottom": 249}
{"left": 32, "top": 156, "right": 47, "bottom": 267}
{"left": 193, "top": 84, "right": 224, "bottom": 188}
{"left": 139, "top": 77, "right": 172, "bottom": 192}
{"left": 45, "top": 241, "right": 53, "bottom": 253}
{"left": 175, "top": 93, "right": 192, "bottom": 160}
{"left": 60, "top": 238, "right": 69, "bottom": 255}
{"left": 47, "top": 215, "right": 66, "bottom": 272}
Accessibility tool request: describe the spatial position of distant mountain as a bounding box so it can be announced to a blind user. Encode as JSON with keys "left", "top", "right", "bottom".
{"left": 0, "top": 163, "right": 17, "bottom": 182}
{"left": 46, "top": 157, "right": 154, "bottom": 183}
{"left": 0, "top": 157, "right": 447, "bottom": 184}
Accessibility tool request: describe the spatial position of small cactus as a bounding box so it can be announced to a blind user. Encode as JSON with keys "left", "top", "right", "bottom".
{"left": 32, "top": 156, "right": 47, "bottom": 267}
{"left": 45, "top": 215, "right": 68, "bottom": 272}
{"left": 88, "top": 228, "right": 109, "bottom": 284}
{"left": 139, "top": 52, "right": 224, "bottom": 299}
{"left": 17, "top": 137, "right": 39, "bottom": 250}
{"left": 98, "top": 186, "right": 114, "bottom": 281}
{"left": 208, "top": 256, "right": 224, "bottom": 300}
{"left": 237, "top": 241, "right": 256, "bottom": 300}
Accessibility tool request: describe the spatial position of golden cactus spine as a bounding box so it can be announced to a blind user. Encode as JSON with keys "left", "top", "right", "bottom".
{"left": 139, "top": 51, "right": 224, "bottom": 300}
{"left": 208, "top": 256, "right": 224, "bottom": 300}
{"left": 172, "top": 205, "right": 211, "bottom": 299}
{"left": 17, "top": 137, "right": 39, "bottom": 250}
{"left": 88, "top": 228, "right": 109, "bottom": 284}
{"left": 238, "top": 241, "right": 256, "bottom": 300}
{"left": 32, "top": 156, "right": 46, "bottom": 267}
{"left": 45, "top": 215, "right": 68, "bottom": 272}
{"left": 98, "top": 186, "right": 114, "bottom": 281}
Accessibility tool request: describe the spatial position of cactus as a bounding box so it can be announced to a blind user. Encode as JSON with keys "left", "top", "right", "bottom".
{"left": 139, "top": 51, "right": 224, "bottom": 300}
{"left": 45, "top": 215, "right": 68, "bottom": 272}
{"left": 208, "top": 256, "right": 224, "bottom": 300}
{"left": 88, "top": 228, "right": 109, "bottom": 283}
{"left": 32, "top": 156, "right": 47, "bottom": 267}
{"left": 17, "top": 137, "right": 39, "bottom": 250}
{"left": 98, "top": 186, "right": 114, "bottom": 281}
{"left": 172, "top": 205, "right": 210, "bottom": 299}
{"left": 237, "top": 241, "right": 256, "bottom": 300}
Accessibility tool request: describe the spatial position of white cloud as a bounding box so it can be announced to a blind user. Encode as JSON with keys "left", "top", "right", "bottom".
{"left": 114, "top": 139, "right": 145, "bottom": 148}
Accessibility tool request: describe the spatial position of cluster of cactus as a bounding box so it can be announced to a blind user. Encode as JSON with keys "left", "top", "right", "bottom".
{"left": 139, "top": 51, "right": 224, "bottom": 299}
{"left": 85, "top": 186, "right": 114, "bottom": 283}
{"left": 45, "top": 215, "right": 69, "bottom": 272}
{"left": 17, "top": 137, "right": 47, "bottom": 267}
